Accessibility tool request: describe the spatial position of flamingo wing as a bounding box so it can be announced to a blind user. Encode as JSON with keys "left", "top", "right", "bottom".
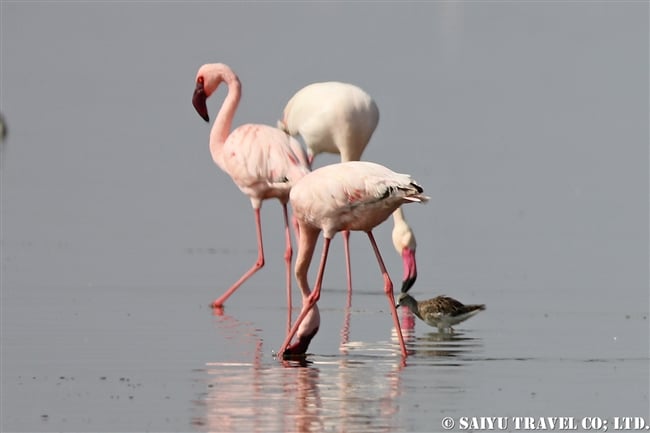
{"left": 290, "top": 161, "right": 427, "bottom": 235}
{"left": 222, "top": 124, "right": 310, "bottom": 200}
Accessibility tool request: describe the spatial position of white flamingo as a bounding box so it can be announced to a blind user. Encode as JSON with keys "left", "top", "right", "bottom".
{"left": 279, "top": 82, "right": 419, "bottom": 294}
{"left": 277, "top": 161, "right": 428, "bottom": 358}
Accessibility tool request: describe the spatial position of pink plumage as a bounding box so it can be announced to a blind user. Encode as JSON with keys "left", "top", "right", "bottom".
{"left": 278, "top": 81, "right": 420, "bottom": 295}
{"left": 192, "top": 63, "right": 310, "bottom": 327}
{"left": 278, "top": 161, "right": 428, "bottom": 358}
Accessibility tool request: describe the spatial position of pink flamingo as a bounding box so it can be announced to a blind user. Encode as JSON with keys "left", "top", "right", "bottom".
{"left": 278, "top": 82, "right": 419, "bottom": 295}
{"left": 192, "top": 63, "right": 311, "bottom": 319}
{"left": 278, "top": 161, "right": 428, "bottom": 358}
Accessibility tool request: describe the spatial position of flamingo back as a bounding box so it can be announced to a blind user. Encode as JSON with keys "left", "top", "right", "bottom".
{"left": 290, "top": 161, "right": 427, "bottom": 238}
{"left": 279, "top": 82, "right": 379, "bottom": 161}
{"left": 222, "top": 124, "right": 311, "bottom": 204}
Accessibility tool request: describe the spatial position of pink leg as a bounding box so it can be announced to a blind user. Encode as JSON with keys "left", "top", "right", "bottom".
{"left": 282, "top": 203, "right": 293, "bottom": 335}
{"left": 211, "top": 208, "right": 265, "bottom": 308}
{"left": 278, "top": 237, "right": 331, "bottom": 357}
{"left": 339, "top": 301, "right": 352, "bottom": 355}
{"left": 367, "top": 231, "right": 408, "bottom": 358}
{"left": 340, "top": 232, "right": 353, "bottom": 351}
{"left": 342, "top": 230, "right": 353, "bottom": 306}
{"left": 291, "top": 215, "right": 300, "bottom": 242}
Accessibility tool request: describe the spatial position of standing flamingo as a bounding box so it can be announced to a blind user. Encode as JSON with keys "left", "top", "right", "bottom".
{"left": 278, "top": 82, "right": 419, "bottom": 295}
{"left": 278, "top": 161, "right": 428, "bottom": 358}
{"left": 192, "top": 63, "right": 311, "bottom": 319}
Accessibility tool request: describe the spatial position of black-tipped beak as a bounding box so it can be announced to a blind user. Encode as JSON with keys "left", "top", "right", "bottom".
{"left": 192, "top": 80, "right": 209, "bottom": 122}
{"left": 282, "top": 327, "right": 319, "bottom": 359}
{"left": 400, "top": 247, "right": 417, "bottom": 293}
{"left": 401, "top": 275, "right": 416, "bottom": 293}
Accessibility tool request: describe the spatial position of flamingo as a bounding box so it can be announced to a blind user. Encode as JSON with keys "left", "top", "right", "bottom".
{"left": 277, "top": 161, "right": 428, "bottom": 358}
{"left": 278, "top": 82, "right": 419, "bottom": 295}
{"left": 192, "top": 63, "right": 311, "bottom": 320}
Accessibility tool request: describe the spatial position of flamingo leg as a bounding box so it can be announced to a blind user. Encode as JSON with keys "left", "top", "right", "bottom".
{"left": 278, "top": 237, "right": 331, "bottom": 357}
{"left": 339, "top": 300, "right": 352, "bottom": 355}
{"left": 282, "top": 203, "right": 293, "bottom": 334}
{"left": 291, "top": 215, "right": 301, "bottom": 242}
{"left": 366, "top": 231, "right": 408, "bottom": 358}
{"left": 340, "top": 232, "right": 353, "bottom": 352}
{"left": 342, "top": 230, "right": 353, "bottom": 304}
{"left": 211, "top": 208, "right": 265, "bottom": 308}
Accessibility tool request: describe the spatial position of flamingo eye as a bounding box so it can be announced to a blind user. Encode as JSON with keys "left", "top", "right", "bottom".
{"left": 197, "top": 76, "right": 204, "bottom": 84}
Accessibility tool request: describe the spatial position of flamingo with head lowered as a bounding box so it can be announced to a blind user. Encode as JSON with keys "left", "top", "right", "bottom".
{"left": 278, "top": 82, "right": 419, "bottom": 295}
{"left": 192, "top": 63, "right": 311, "bottom": 325}
{"left": 278, "top": 161, "right": 428, "bottom": 358}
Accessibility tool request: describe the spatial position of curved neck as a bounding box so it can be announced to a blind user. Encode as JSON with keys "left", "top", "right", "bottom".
{"left": 392, "top": 207, "right": 406, "bottom": 223}
{"left": 295, "top": 224, "right": 321, "bottom": 298}
{"left": 209, "top": 70, "right": 241, "bottom": 167}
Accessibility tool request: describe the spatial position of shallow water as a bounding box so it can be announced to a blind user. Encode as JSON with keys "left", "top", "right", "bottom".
{"left": 2, "top": 2, "right": 649, "bottom": 432}
{"left": 2, "top": 272, "right": 648, "bottom": 432}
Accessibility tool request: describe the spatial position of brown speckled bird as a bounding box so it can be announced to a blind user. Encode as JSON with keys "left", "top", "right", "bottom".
{"left": 396, "top": 293, "right": 485, "bottom": 333}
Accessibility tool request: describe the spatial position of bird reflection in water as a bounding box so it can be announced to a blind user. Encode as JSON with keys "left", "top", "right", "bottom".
{"left": 394, "top": 305, "right": 484, "bottom": 363}
{"left": 196, "top": 310, "right": 408, "bottom": 433}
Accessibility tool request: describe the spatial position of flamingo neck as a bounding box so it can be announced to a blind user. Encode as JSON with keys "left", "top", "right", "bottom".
{"left": 392, "top": 207, "right": 406, "bottom": 224}
{"left": 209, "top": 70, "right": 241, "bottom": 167}
{"left": 392, "top": 207, "right": 416, "bottom": 252}
{"left": 295, "top": 224, "right": 321, "bottom": 298}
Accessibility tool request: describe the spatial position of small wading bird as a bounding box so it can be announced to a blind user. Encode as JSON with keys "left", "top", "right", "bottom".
{"left": 192, "top": 63, "right": 311, "bottom": 324}
{"left": 278, "top": 82, "right": 418, "bottom": 295}
{"left": 277, "top": 161, "right": 429, "bottom": 358}
{"left": 396, "top": 292, "right": 485, "bottom": 333}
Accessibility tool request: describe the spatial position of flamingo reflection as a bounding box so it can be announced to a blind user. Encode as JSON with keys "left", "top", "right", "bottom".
{"left": 198, "top": 309, "right": 407, "bottom": 433}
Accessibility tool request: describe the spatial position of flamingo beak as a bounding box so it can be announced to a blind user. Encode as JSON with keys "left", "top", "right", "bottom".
{"left": 192, "top": 80, "right": 209, "bottom": 122}
{"left": 400, "top": 248, "right": 417, "bottom": 293}
{"left": 282, "top": 327, "right": 319, "bottom": 358}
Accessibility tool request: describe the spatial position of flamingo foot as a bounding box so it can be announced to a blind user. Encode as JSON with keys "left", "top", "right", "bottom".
{"left": 211, "top": 302, "right": 225, "bottom": 314}
{"left": 282, "top": 327, "right": 319, "bottom": 358}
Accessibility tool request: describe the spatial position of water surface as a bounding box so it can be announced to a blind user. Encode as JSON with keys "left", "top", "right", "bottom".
{"left": 2, "top": 2, "right": 648, "bottom": 432}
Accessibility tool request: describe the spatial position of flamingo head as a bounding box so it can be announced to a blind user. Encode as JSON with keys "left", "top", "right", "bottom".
{"left": 283, "top": 305, "right": 320, "bottom": 358}
{"left": 192, "top": 76, "right": 210, "bottom": 122}
{"left": 391, "top": 209, "right": 418, "bottom": 292}
{"left": 400, "top": 247, "right": 418, "bottom": 293}
{"left": 193, "top": 63, "right": 236, "bottom": 122}
{"left": 283, "top": 327, "right": 319, "bottom": 358}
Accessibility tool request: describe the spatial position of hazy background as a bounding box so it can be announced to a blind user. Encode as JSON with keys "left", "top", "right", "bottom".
{"left": 1, "top": 2, "right": 648, "bottom": 432}
{"left": 2, "top": 2, "right": 647, "bottom": 295}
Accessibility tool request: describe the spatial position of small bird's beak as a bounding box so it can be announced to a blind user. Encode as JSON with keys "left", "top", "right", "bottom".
{"left": 400, "top": 248, "right": 417, "bottom": 293}
{"left": 192, "top": 80, "right": 209, "bottom": 122}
